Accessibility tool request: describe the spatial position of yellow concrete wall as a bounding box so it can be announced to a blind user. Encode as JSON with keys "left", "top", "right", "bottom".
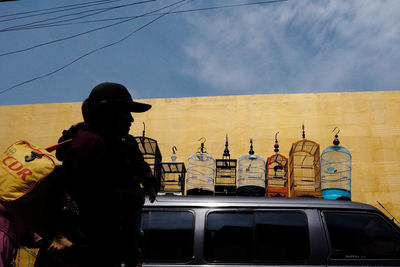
{"left": 1, "top": 91, "right": 399, "bottom": 221}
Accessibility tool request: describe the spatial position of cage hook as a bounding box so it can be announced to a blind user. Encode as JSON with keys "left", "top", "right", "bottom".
{"left": 223, "top": 134, "right": 230, "bottom": 158}
{"left": 138, "top": 122, "right": 146, "bottom": 147}
{"left": 332, "top": 127, "right": 340, "bottom": 137}
{"left": 332, "top": 127, "right": 340, "bottom": 145}
{"left": 171, "top": 146, "right": 177, "bottom": 162}
{"left": 274, "top": 132, "right": 280, "bottom": 153}
{"left": 275, "top": 132, "right": 279, "bottom": 141}
{"left": 249, "top": 138, "right": 254, "bottom": 155}
{"left": 198, "top": 137, "right": 206, "bottom": 153}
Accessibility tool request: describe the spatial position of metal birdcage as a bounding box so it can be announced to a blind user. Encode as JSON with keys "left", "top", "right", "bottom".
{"left": 135, "top": 123, "right": 162, "bottom": 185}
{"left": 160, "top": 146, "right": 186, "bottom": 195}
{"left": 289, "top": 125, "right": 321, "bottom": 198}
{"left": 266, "top": 133, "right": 289, "bottom": 197}
{"left": 186, "top": 138, "right": 215, "bottom": 195}
{"left": 237, "top": 139, "right": 266, "bottom": 196}
{"left": 215, "top": 135, "right": 237, "bottom": 196}
{"left": 321, "top": 128, "right": 352, "bottom": 200}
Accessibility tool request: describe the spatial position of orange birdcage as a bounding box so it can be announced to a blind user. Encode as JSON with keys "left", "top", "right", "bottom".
{"left": 288, "top": 125, "right": 321, "bottom": 198}
{"left": 266, "top": 133, "right": 289, "bottom": 197}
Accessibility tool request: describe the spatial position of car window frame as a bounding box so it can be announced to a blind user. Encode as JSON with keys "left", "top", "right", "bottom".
{"left": 203, "top": 208, "right": 313, "bottom": 265}
{"left": 141, "top": 207, "right": 196, "bottom": 264}
{"left": 321, "top": 209, "right": 400, "bottom": 266}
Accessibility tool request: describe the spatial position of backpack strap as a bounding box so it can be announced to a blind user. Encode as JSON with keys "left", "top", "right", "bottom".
{"left": 45, "top": 139, "right": 72, "bottom": 153}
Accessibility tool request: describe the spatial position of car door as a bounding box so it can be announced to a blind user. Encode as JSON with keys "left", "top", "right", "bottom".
{"left": 321, "top": 210, "right": 400, "bottom": 266}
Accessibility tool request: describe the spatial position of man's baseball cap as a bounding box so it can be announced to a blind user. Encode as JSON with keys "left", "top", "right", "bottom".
{"left": 88, "top": 82, "right": 151, "bottom": 112}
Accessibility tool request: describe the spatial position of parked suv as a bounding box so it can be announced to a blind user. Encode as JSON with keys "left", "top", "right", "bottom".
{"left": 141, "top": 196, "right": 400, "bottom": 266}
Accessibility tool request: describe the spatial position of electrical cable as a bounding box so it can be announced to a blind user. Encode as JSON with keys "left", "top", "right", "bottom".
{"left": 162, "top": 0, "right": 288, "bottom": 15}
{"left": 0, "top": 1, "right": 163, "bottom": 57}
{"left": 0, "top": 0, "right": 287, "bottom": 57}
{"left": 0, "top": 0, "right": 124, "bottom": 20}
{"left": 1, "top": 8, "right": 113, "bottom": 32}
{"left": 0, "top": 0, "right": 114, "bottom": 18}
{"left": 0, "top": 0, "right": 288, "bottom": 95}
{"left": 0, "top": 0, "right": 188, "bottom": 95}
{"left": 1, "top": 0, "right": 287, "bottom": 32}
{"left": 0, "top": 0, "right": 157, "bottom": 31}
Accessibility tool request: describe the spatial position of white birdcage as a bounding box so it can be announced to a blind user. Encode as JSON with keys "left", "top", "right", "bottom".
{"left": 186, "top": 138, "right": 215, "bottom": 195}
{"left": 237, "top": 139, "right": 266, "bottom": 196}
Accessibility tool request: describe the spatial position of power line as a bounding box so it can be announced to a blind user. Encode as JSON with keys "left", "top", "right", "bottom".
{"left": 168, "top": 0, "right": 288, "bottom": 15}
{"left": 0, "top": 0, "right": 124, "bottom": 20}
{"left": 1, "top": 0, "right": 287, "bottom": 32}
{"left": 1, "top": 8, "right": 112, "bottom": 32}
{"left": 0, "top": 0, "right": 157, "bottom": 31}
{"left": 0, "top": 1, "right": 163, "bottom": 57}
{"left": 0, "top": 0, "right": 287, "bottom": 57}
{"left": 0, "top": 0, "right": 188, "bottom": 95}
{"left": 0, "top": 0, "right": 288, "bottom": 95}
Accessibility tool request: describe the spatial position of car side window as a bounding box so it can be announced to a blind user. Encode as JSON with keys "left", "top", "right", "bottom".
{"left": 254, "top": 212, "right": 310, "bottom": 262}
{"left": 205, "top": 212, "right": 253, "bottom": 262}
{"left": 204, "top": 211, "right": 310, "bottom": 263}
{"left": 141, "top": 210, "right": 194, "bottom": 262}
{"left": 323, "top": 211, "right": 400, "bottom": 259}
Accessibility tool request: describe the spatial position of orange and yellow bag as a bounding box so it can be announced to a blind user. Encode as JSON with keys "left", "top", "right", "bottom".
{"left": 0, "top": 140, "right": 68, "bottom": 238}
{"left": 0, "top": 140, "right": 58, "bottom": 202}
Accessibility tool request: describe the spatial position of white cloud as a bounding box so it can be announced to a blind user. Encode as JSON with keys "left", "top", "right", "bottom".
{"left": 181, "top": 0, "right": 400, "bottom": 94}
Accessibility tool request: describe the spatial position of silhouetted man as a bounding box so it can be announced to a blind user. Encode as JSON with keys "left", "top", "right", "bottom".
{"left": 39, "top": 82, "right": 158, "bottom": 267}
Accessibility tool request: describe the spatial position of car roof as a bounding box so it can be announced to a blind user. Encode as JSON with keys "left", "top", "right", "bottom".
{"left": 145, "top": 195, "right": 378, "bottom": 212}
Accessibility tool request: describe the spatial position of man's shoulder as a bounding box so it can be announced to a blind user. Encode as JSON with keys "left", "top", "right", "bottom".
{"left": 71, "top": 128, "right": 106, "bottom": 149}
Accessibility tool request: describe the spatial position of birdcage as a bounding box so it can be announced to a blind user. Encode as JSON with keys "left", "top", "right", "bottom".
{"left": 215, "top": 135, "right": 237, "bottom": 196}
{"left": 186, "top": 138, "right": 215, "bottom": 195}
{"left": 237, "top": 139, "right": 266, "bottom": 196}
{"left": 135, "top": 123, "right": 162, "bottom": 185}
{"left": 321, "top": 128, "right": 352, "bottom": 200}
{"left": 266, "top": 133, "right": 289, "bottom": 197}
{"left": 289, "top": 125, "right": 321, "bottom": 198}
{"left": 160, "top": 146, "right": 186, "bottom": 195}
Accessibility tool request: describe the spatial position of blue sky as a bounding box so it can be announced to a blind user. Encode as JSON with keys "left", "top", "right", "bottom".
{"left": 0, "top": 0, "right": 399, "bottom": 106}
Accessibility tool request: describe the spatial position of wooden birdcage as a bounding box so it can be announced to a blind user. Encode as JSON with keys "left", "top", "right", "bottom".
{"left": 215, "top": 135, "right": 237, "bottom": 196}
{"left": 266, "top": 133, "right": 289, "bottom": 197}
{"left": 160, "top": 146, "right": 186, "bottom": 195}
{"left": 288, "top": 125, "right": 321, "bottom": 198}
{"left": 135, "top": 123, "right": 162, "bottom": 185}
